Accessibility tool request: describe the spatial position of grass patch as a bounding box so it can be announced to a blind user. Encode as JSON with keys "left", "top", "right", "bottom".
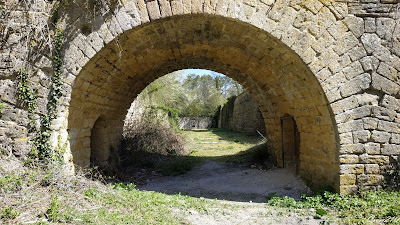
{"left": 0, "top": 174, "right": 22, "bottom": 192}
{"left": 268, "top": 190, "right": 400, "bottom": 224}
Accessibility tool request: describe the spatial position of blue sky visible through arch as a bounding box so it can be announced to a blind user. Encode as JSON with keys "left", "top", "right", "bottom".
{"left": 178, "top": 69, "right": 224, "bottom": 80}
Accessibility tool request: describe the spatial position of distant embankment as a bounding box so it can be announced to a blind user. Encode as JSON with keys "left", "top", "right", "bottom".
{"left": 179, "top": 117, "right": 213, "bottom": 129}
{"left": 217, "top": 92, "right": 266, "bottom": 135}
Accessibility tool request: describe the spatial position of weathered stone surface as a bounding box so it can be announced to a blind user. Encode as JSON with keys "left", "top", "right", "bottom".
{"left": 3, "top": 0, "right": 400, "bottom": 195}
{"left": 382, "top": 144, "right": 400, "bottom": 155}
{"left": 371, "top": 130, "right": 391, "bottom": 143}
{"left": 364, "top": 142, "right": 381, "bottom": 154}
{"left": 340, "top": 164, "right": 364, "bottom": 174}
{"left": 341, "top": 174, "right": 356, "bottom": 185}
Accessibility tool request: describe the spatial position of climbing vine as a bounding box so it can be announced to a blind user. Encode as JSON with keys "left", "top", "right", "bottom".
{"left": 33, "top": 11, "right": 65, "bottom": 162}
{"left": 17, "top": 70, "right": 38, "bottom": 131}
{"left": 16, "top": 1, "right": 66, "bottom": 163}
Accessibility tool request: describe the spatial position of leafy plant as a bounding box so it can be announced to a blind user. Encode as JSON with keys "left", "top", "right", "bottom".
{"left": 0, "top": 206, "right": 20, "bottom": 220}
{"left": 46, "top": 195, "right": 61, "bottom": 222}
{"left": 268, "top": 190, "right": 400, "bottom": 223}
{"left": 0, "top": 174, "right": 22, "bottom": 192}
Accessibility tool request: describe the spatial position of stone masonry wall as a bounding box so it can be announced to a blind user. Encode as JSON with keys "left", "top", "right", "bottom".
{"left": 0, "top": 1, "right": 61, "bottom": 160}
{"left": 218, "top": 92, "right": 266, "bottom": 135}
{"left": 1, "top": 0, "right": 400, "bottom": 193}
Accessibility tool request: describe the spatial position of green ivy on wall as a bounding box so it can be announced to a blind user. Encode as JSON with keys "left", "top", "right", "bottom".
{"left": 17, "top": 1, "right": 65, "bottom": 164}
{"left": 17, "top": 70, "right": 38, "bottom": 131}
{"left": 34, "top": 25, "right": 65, "bottom": 162}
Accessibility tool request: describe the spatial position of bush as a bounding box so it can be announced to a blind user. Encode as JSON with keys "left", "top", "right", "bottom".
{"left": 121, "top": 119, "right": 187, "bottom": 167}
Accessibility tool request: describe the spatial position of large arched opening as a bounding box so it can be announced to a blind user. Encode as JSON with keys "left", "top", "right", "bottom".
{"left": 67, "top": 14, "right": 339, "bottom": 190}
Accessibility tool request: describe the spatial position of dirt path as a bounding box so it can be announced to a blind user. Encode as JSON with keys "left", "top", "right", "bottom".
{"left": 139, "top": 161, "right": 310, "bottom": 203}
{"left": 135, "top": 130, "right": 332, "bottom": 224}
{"left": 138, "top": 160, "right": 331, "bottom": 224}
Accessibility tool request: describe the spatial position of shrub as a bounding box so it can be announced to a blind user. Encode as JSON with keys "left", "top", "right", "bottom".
{"left": 121, "top": 118, "right": 187, "bottom": 167}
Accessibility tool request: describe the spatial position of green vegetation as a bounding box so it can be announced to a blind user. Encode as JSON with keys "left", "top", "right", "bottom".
{"left": 121, "top": 129, "right": 268, "bottom": 177}
{"left": 135, "top": 71, "right": 243, "bottom": 118}
{"left": 268, "top": 190, "right": 400, "bottom": 224}
{"left": 46, "top": 195, "right": 61, "bottom": 222}
{"left": 0, "top": 174, "right": 22, "bottom": 192}
{"left": 0, "top": 206, "right": 20, "bottom": 220}
{"left": 33, "top": 26, "right": 65, "bottom": 162}
{"left": 0, "top": 160, "right": 216, "bottom": 224}
{"left": 17, "top": 70, "right": 38, "bottom": 131}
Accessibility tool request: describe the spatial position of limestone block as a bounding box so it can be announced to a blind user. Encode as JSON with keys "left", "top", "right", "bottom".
{"left": 361, "top": 33, "right": 381, "bottom": 55}
{"left": 381, "top": 95, "right": 400, "bottom": 112}
{"left": 192, "top": 0, "right": 204, "bottom": 14}
{"left": 340, "top": 164, "right": 364, "bottom": 174}
{"left": 327, "top": 21, "right": 348, "bottom": 41}
{"left": 340, "top": 132, "right": 353, "bottom": 144}
{"left": 315, "top": 67, "right": 332, "bottom": 82}
{"left": 158, "top": 0, "right": 172, "bottom": 16}
{"left": 357, "top": 174, "right": 384, "bottom": 186}
{"left": 336, "top": 105, "right": 373, "bottom": 125}
{"left": 136, "top": 0, "right": 150, "bottom": 23}
{"left": 382, "top": 144, "right": 400, "bottom": 155}
{"left": 340, "top": 174, "right": 356, "bottom": 185}
{"left": 146, "top": 1, "right": 161, "bottom": 20}
{"left": 204, "top": 0, "right": 217, "bottom": 14}
{"left": 348, "top": 45, "right": 367, "bottom": 62}
{"left": 0, "top": 79, "right": 18, "bottom": 105}
{"left": 353, "top": 130, "right": 371, "bottom": 143}
{"left": 340, "top": 73, "right": 371, "bottom": 97}
{"left": 340, "top": 154, "right": 359, "bottom": 164}
{"left": 371, "top": 130, "right": 391, "bottom": 143}
{"left": 371, "top": 73, "right": 400, "bottom": 96}
{"left": 340, "top": 185, "right": 358, "bottom": 195}
{"left": 372, "top": 106, "right": 397, "bottom": 122}
{"left": 368, "top": 155, "right": 389, "bottom": 165}
{"left": 322, "top": 71, "right": 346, "bottom": 92}
{"left": 364, "top": 142, "right": 381, "bottom": 154}
{"left": 377, "top": 62, "right": 398, "bottom": 82}
{"left": 359, "top": 56, "right": 379, "bottom": 72}
{"left": 342, "top": 61, "right": 364, "bottom": 80}
{"left": 333, "top": 32, "right": 359, "bottom": 56}
{"left": 340, "top": 144, "right": 364, "bottom": 154}
{"left": 115, "top": 11, "right": 134, "bottom": 32}
{"left": 122, "top": 0, "right": 141, "bottom": 26}
{"left": 391, "top": 133, "right": 400, "bottom": 144}
{"left": 87, "top": 32, "right": 104, "bottom": 52}
{"left": 343, "top": 15, "right": 364, "bottom": 38}
{"left": 377, "top": 120, "right": 399, "bottom": 133}
{"left": 364, "top": 17, "right": 376, "bottom": 33}
{"left": 376, "top": 18, "right": 395, "bottom": 40}
{"left": 331, "top": 95, "right": 358, "bottom": 114}
{"left": 365, "top": 164, "right": 380, "bottom": 174}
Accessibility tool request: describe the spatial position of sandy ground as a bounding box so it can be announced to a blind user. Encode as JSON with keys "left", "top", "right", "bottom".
{"left": 138, "top": 161, "right": 332, "bottom": 224}
{"left": 139, "top": 161, "right": 311, "bottom": 203}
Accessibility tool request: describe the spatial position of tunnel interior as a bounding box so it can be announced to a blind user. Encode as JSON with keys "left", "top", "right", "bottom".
{"left": 68, "top": 14, "right": 339, "bottom": 189}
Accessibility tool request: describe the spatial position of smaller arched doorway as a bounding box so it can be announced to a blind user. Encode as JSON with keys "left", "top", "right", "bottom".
{"left": 90, "top": 116, "right": 109, "bottom": 167}
{"left": 281, "top": 115, "right": 300, "bottom": 175}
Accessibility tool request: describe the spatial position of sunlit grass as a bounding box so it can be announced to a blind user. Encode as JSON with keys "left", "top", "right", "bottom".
{"left": 185, "top": 128, "right": 264, "bottom": 158}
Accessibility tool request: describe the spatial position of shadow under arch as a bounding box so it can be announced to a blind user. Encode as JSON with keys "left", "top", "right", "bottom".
{"left": 67, "top": 14, "right": 340, "bottom": 190}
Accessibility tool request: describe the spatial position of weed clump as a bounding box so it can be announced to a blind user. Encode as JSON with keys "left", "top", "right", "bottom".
{"left": 267, "top": 190, "right": 400, "bottom": 224}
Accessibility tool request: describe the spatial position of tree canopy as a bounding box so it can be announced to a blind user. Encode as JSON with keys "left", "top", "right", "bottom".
{"left": 135, "top": 70, "right": 243, "bottom": 118}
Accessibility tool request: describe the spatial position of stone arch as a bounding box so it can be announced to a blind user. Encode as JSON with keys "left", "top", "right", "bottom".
{"left": 65, "top": 11, "right": 340, "bottom": 190}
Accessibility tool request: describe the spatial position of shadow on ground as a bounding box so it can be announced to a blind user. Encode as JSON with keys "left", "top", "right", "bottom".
{"left": 114, "top": 129, "right": 310, "bottom": 203}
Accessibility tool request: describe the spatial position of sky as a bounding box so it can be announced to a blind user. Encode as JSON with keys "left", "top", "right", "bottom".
{"left": 178, "top": 69, "right": 224, "bottom": 79}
